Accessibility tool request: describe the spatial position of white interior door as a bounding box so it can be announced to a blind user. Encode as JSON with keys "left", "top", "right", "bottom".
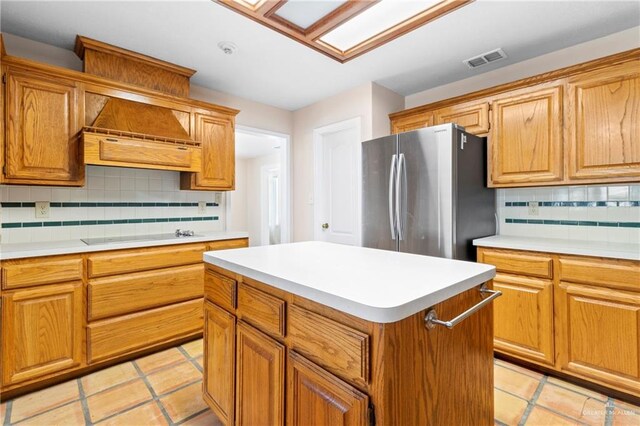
{"left": 314, "top": 118, "right": 361, "bottom": 245}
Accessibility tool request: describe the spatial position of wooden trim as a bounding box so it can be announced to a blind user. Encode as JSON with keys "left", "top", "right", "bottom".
{"left": 215, "top": 0, "right": 473, "bottom": 63}
{"left": 74, "top": 35, "right": 196, "bottom": 78}
{"left": 390, "top": 48, "right": 640, "bottom": 120}
{"left": 0, "top": 33, "right": 6, "bottom": 57}
{"left": 2, "top": 55, "right": 239, "bottom": 116}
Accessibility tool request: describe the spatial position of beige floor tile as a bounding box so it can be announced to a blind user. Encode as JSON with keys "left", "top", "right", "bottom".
{"left": 194, "top": 356, "right": 203, "bottom": 369}
{"left": 136, "top": 348, "right": 188, "bottom": 375}
{"left": 181, "top": 409, "right": 224, "bottom": 426}
{"left": 96, "top": 401, "right": 168, "bottom": 426}
{"left": 159, "top": 382, "right": 208, "bottom": 423}
{"left": 1, "top": 401, "right": 6, "bottom": 424}
{"left": 16, "top": 401, "right": 85, "bottom": 426}
{"left": 494, "top": 364, "right": 540, "bottom": 400}
{"left": 612, "top": 400, "right": 640, "bottom": 426}
{"left": 146, "top": 361, "right": 201, "bottom": 396}
{"left": 81, "top": 362, "right": 139, "bottom": 396}
{"left": 546, "top": 377, "right": 607, "bottom": 402}
{"left": 495, "top": 359, "right": 545, "bottom": 380}
{"left": 86, "top": 379, "right": 152, "bottom": 423}
{"left": 182, "top": 339, "right": 203, "bottom": 358}
{"left": 614, "top": 399, "right": 640, "bottom": 413}
{"left": 536, "top": 383, "right": 607, "bottom": 425}
{"left": 524, "top": 406, "right": 580, "bottom": 426}
{"left": 10, "top": 380, "right": 80, "bottom": 423}
{"left": 494, "top": 388, "right": 528, "bottom": 425}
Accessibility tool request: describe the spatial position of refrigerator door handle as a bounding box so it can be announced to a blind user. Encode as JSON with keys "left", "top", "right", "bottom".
{"left": 388, "top": 154, "right": 398, "bottom": 240}
{"left": 396, "top": 153, "right": 406, "bottom": 241}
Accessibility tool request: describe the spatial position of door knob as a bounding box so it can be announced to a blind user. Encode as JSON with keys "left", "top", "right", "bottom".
{"left": 321, "top": 223, "right": 329, "bottom": 229}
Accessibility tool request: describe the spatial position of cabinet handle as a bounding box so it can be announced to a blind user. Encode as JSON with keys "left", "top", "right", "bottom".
{"left": 424, "top": 284, "right": 501, "bottom": 330}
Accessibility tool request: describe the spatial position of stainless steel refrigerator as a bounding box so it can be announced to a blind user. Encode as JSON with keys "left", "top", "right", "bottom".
{"left": 362, "top": 124, "right": 495, "bottom": 261}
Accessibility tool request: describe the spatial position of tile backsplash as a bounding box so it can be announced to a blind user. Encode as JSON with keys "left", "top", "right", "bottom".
{"left": 0, "top": 166, "right": 225, "bottom": 244}
{"left": 498, "top": 184, "right": 640, "bottom": 244}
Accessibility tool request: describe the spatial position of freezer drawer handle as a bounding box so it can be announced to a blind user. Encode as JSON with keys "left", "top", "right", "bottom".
{"left": 424, "top": 284, "right": 501, "bottom": 330}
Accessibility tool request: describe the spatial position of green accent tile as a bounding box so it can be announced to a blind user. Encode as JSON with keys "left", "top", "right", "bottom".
{"left": 619, "top": 222, "right": 640, "bottom": 228}
{"left": 542, "top": 220, "right": 561, "bottom": 225}
{"left": 156, "top": 218, "right": 169, "bottom": 222}
{"left": 528, "top": 219, "right": 543, "bottom": 224}
{"left": 63, "top": 221, "right": 80, "bottom": 226}
{"left": 22, "top": 202, "right": 36, "bottom": 208}
{"left": 112, "top": 219, "right": 128, "bottom": 224}
{"left": 180, "top": 217, "right": 192, "bottom": 222}
{"left": 213, "top": 216, "right": 219, "bottom": 220}
{"left": 142, "top": 218, "right": 156, "bottom": 223}
{"left": 597, "top": 222, "right": 619, "bottom": 227}
{"left": 192, "top": 217, "right": 203, "bottom": 221}
{"left": 577, "top": 221, "right": 597, "bottom": 226}
{"left": 2, "top": 222, "right": 21, "bottom": 228}
{"left": 1, "top": 202, "right": 22, "bottom": 208}
{"left": 62, "top": 202, "right": 80, "bottom": 207}
{"left": 560, "top": 220, "right": 579, "bottom": 226}
{"left": 50, "top": 202, "right": 63, "bottom": 207}
{"left": 23, "top": 222, "right": 43, "bottom": 228}
{"left": 44, "top": 222, "right": 62, "bottom": 227}
{"left": 81, "top": 220, "right": 97, "bottom": 225}
{"left": 128, "top": 219, "right": 142, "bottom": 224}
{"left": 97, "top": 220, "right": 113, "bottom": 225}
{"left": 512, "top": 219, "right": 527, "bottom": 224}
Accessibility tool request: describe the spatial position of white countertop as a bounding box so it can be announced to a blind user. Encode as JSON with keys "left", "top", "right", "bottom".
{"left": 473, "top": 235, "right": 640, "bottom": 261}
{"left": 0, "top": 231, "right": 249, "bottom": 260}
{"left": 204, "top": 241, "right": 496, "bottom": 323}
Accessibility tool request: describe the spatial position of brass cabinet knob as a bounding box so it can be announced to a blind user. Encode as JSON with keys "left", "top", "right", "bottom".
{"left": 321, "top": 223, "right": 329, "bottom": 229}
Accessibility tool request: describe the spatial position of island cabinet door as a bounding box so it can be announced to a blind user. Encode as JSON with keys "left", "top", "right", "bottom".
{"left": 203, "top": 301, "right": 235, "bottom": 426}
{"left": 287, "top": 351, "right": 370, "bottom": 426}
{"left": 235, "top": 322, "right": 285, "bottom": 426}
{"left": 492, "top": 273, "right": 555, "bottom": 366}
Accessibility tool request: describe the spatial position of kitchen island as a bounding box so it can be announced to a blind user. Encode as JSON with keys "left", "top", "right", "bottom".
{"left": 203, "top": 241, "right": 497, "bottom": 426}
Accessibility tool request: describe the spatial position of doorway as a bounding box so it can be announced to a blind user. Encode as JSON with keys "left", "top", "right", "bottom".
{"left": 228, "top": 126, "right": 291, "bottom": 246}
{"left": 313, "top": 117, "right": 362, "bottom": 246}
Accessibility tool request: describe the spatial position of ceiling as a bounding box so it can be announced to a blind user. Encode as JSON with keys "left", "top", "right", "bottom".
{"left": 236, "top": 131, "right": 283, "bottom": 159}
{"left": 1, "top": 1, "right": 638, "bottom": 110}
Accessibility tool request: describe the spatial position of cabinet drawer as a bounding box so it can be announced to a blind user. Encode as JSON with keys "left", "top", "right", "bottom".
{"left": 205, "top": 271, "right": 236, "bottom": 312}
{"left": 88, "top": 264, "right": 204, "bottom": 320}
{"left": 88, "top": 243, "right": 206, "bottom": 278}
{"left": 559, "top": 257, "right": 640, "bottom": 292}
{"left": 237, "top": 283, "right": 285, "bottom": 338}
{"left": 208, "top": 238, "right": 248, "bottom": 251}
{"left": 2, "top": 257, "right": 83, "bottom": 289}
{"left": 288, "top": 305, "right": 370, "bottom": 385}
{"left": 87, "top": 299, "right": 203, "bottom": 363}
{"left": 481, "top": 250, "right": 553, "bottom": 279}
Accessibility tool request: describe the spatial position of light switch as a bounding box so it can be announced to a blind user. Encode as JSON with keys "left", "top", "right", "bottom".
{"left": 35, "top": 201, "right": 50, "bottom": 218}
{"left": 198, "top": 201, "right": 207, "bottom": 214}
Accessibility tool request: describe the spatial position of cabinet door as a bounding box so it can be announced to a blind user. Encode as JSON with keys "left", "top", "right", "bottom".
{"left": 489, "top": 85, "right": 563, "bottom": 186}
{"left": 492, "top": 274, "right": 554, "bottom": 366}
{"left": 182, "top": 112, "right": 235, "bottom": 190}
{"left": 556, "top": 282, "right": 640, "bottom": 396}
{"left": 236, "top": 322, "right": 285, "bottom": 426}
{"left": 567, "top": 60, "right": 640, "bottom": 181}
{"left": 433, "top": 101, "right": 490, "bottom": 135}
{"left": 1, "top": 282, "right": 84, "bottom": 386}
{"left": 4, "top": 69, "right": 83, "bottom": 184}
{"left": 203, "top": 301, "right": 236, "bottom": 425}
{"left": 390, "top": 112, "right": 433, "bottom": 134}
{"left": 287, "top": 351, "right": 369, "bottom": 426}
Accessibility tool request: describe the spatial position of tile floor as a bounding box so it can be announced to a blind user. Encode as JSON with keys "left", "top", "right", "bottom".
{"left": 0, "top": 339, "right": 638, "bottom": 425}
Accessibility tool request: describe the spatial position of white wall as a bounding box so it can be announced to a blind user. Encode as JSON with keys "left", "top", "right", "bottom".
{"left": 227, "top": 159, "right": 248, "bottom": 233}
{"left": 372, "top": 83, "right": 404, "bottom": 139}
{"left": 245, "top": 153, "right": 280, "bottom": 246}
{"left": 405, "top": 26, "right": 640, "bottom": 109}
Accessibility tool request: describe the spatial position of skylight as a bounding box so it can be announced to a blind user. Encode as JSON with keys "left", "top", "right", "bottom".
{"left": 320, "top": 0, "right": 441, "bottom": 52}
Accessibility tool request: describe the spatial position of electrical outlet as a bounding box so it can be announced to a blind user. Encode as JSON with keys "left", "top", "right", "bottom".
{"left": 528, "top": 201, "right": 539, "bottom": 216}
{"left": 214, "top": 192, "right": 222, "bottom": 205}
{"left": 35, "top": 201, "right": 50, "bottom": 218}
{"left": 198, "top": 201, "right": 206, "bottom": 214}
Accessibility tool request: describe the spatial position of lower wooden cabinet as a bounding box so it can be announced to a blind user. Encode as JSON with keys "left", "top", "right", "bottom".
{"left": 287, "top": 351, "right": 369, "bottom": 426}
{"left": 236, "top": 322, "right": 285, "bottom": 426}
{"left": 492, "top": 273, "right": 554, "bottom": 366}
{"left": 1, "top": 282, "right": 84, "bottom": 386}
{"left": 203, "top": 301, "right": 236, "bottom": 425}
{"left": 555, "top": 282, "right": 640, "bottom": 395}
{"left": 478, "top": 247, "right": 640, "bottom": 398}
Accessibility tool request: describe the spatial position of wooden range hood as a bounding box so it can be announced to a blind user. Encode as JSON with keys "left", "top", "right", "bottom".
{"left": 77, "top": 35, "right": 202, "bottom": 172}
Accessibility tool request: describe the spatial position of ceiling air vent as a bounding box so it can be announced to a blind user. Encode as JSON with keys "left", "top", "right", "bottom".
{"left": 464, "top": 48, "right": 507, "bottom": 69}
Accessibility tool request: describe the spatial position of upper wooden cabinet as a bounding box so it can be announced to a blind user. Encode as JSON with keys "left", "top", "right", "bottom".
{"left": 390, "top": 111, "right": 433, "bottom": 134}
{"left": 566, "top": 60, "right": 640, "bottom": 181}
{"left": 181, "top": 111, "right": 235, "bottom": 191}
{"left": 433, "top": 101, "right": 490, "bottom": 135}
{"left": 489, "top": 85, "right": 563, "bottom": 186}
{"left": 3, "top": 67, "right": 84, "bottom": 185}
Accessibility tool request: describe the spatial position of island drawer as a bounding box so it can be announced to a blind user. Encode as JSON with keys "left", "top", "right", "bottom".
{"left": 87, "top": 299, "right": 203, "bottom": 364}
{"left": 288, "top": 305, "right": 370, "bottom": 385}
{"left": 2, "top": 256, "right": 83, "bottom": 289}
{"left": 205, "top": 270, "right": 237, "bottom": 312}
{"left": 558, "top": 256, "right": 640, "bottom": 292}
{"left": 481, "top": 249, "right": 553, "bottom": 279}
{"left": 236, "top": 283, "right": 286, "bottom": 338}
{"left": 88, "top": 243, "right": 207, "bottom": 278}
{"left": 88, "top": 264, "right": 204, "bottom": 320}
